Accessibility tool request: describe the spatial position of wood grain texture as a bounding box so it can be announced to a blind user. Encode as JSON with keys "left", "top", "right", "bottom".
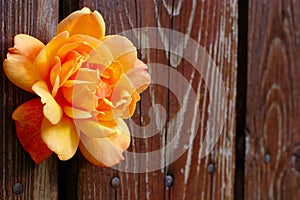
{"left": 245, "top": 0, "right": 300, "bottom": 199}
{"left": 74, "top": 0, "right": 238, "bottom": 199}
{"left": 0, "top": 1, "right": 59, "bottom": 199}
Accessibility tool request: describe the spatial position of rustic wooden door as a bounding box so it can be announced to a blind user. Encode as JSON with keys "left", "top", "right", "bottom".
{"left": 1, "top": 0, "right": 299, "bottom": 200}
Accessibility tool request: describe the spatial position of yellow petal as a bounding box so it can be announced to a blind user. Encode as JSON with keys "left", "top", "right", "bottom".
{"left": 32, "top": 81, "right": 62, "bottom": 125}
{"left": 63, "top": 106, "right": 92, "bottom": 119}
{"left": 56, "top": 7, "right": 105, "bottom": 39}
{"left": 79, "top": 118, "right": 130, "bottom": 167}
{"left": 3, "top": 34, "right": 44, "bottom": 92}
{"left": 63, "top": 80, "right": 93, "bottom": 87}
{"left": 75, "top": 118, "right": 125, "bottom": 138}
{"left": 34, "top": 31, "right": 69, "bottom": 80}
{"left": 41, "top": 117, "right": 79, "bottom": 160}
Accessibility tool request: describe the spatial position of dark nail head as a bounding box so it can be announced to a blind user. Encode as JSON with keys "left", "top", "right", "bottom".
{"left": 264, "top": 154, "right": 271, "bottom": 163}
{"left": 111, "top": 177, "right": 120, "bottom": 188}
{"left": 165, "top": 175, "right": 173, "bottom": 187}
{"left": 13, "top": 183, "right": 23, "bottom": 194}
{"left": 207, "top": 163, "right": 216, "bottom": 173}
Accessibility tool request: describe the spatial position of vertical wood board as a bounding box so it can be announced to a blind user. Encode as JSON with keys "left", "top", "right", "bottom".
{"left": 0, "top": 1, "right": 59, "bottom": 199}
{"left": 75, "top": 0, "right": 238, "bottom": 199}
{"left": 245, "top": 0, "right": 300, "bottom": 199}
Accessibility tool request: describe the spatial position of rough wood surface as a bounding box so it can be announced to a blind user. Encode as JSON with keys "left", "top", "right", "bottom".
{"left": 245, "top": 0, "right": 300, "bottom": 199}
{"left": 0, "top": 1, "right": 59, "bottom": 199}
{"left": 73, "top": 0, "right": 238, "bottom": 199}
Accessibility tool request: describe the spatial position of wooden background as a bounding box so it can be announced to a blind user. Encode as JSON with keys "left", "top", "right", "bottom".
{"left": 0, "top": 0, "right": 299, "bottom": 199}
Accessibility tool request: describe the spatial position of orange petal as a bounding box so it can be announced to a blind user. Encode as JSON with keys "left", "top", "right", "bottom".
{"left": 10, "top": 34, "right": 44, "bottom": 61}
{"left": 49, "top": 56, "right": 61, "bottom": 96}
{"left": 56, "top": 41, "right": 83, "bottom": 58}
{"left": 34, "top": 31, "right": 69, "bottom": 80}
{"left": 125, "top": 91, "right": 140, "bottom": 119}
{"left": 50, "top": 53, "right": 84, "bottom": 96}
{"left": 100, "top": 62, "right": 122, "bottom": 86}
{"left": 3, "top": 55, "right": 39, "bottom": 92}
{"left": 99, "top": 35, "right": 137, "bottom": 72}
{"left": 106, "top": 74, "right": 140, "bottom": 119}
{"left": 79, "top": 118, "right": 130, "bottom": 167}
{"left": 3, "top": 34, "right": 44, "bottom": 92}
{"left": 62, "top": 84, "right": 97, "bottom": 111}
{"left": 68, "top": 34, "right": 100, "bottom": 48}
{"left": 41, "top": 116, "right": 79, "bottom": 160}
{"left": 127, "top": 59, "right": 151, "bottom": 93}
{"left": 62, "top": 68, "right": 99, "bottom": 110}
{"left": 32, "top": 81, "right": 63, "bottom": 125}
{"left": 12, "top": 98, "right": 52, "bottom": 164}
{"left": 56, "top": 40, "right": 94, "bottom": 60}
{"left": 56, "top": 7, "right": 105, "bottom": 39}
{"left": 99, "top": 91, "right": 140, "bottom": 121}
{"left": 86, "top": 42, "right": 114, "bottom": 67}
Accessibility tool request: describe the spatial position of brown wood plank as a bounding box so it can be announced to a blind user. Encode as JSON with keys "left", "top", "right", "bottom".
{"left": 77, "top": 1, "right": 147, "bottom": 199}
{"left": 74, "top": 0, "right": 238, "bottom": 199}
{"left": 0, "top": 1, "right": 59, "bottom": 199}
{"left": 245, "top": 0, "right": 300, "bottom": 199}
{"left": 165, "top": 1, "right": 237, "bottom": 200}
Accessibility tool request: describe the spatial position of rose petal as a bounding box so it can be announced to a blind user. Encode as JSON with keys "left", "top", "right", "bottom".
{"left": 9, "top": 34, "right": 44, "bottom": 61}
{"left": 12, "top": 98, "right": 52, "bottom": 164}
{"left": 127, "top": 59, "right": 151, "bottom": 93}
{"left": 34, "top": 31, "right": 69, "bottom": 80}
{"left": 110, "top": 75, "right": 140, "bottom": 118}
{"left": 63, "top": 106, "right": 92, "bottom": 119}
{"left": 49, "top": 56, "right": 61, "bottom": 96}
{"left": 100, "top": 62, "right": 122, "bottom": 86}
{"left": 79, "top": 118, "right": 130, "bottom": 167}
{"left": 56, "top": 7, "right": 105, "bottom": 39}
{"left": 86, "top": 42, "right": 114, "bottom": 67}
{"left": 3, "top": 34, "right": 44, "bottom": 92}
{"left": 63, "top": 68, "right": 100, "bottom": 110}
{"left": 50, "top": 53, "right": 85, "bottom": 95}
{"left": 99, "top": 35, "right": 137, "bottom": 73}
{"left": 75, "top": 118, "right": 124, "bottom": 138}
{"left": 32, "top": 81, "right": 63, "bottom": 125}
{"left": 62, "top": 84, "right": 97, "bottom": 112}
{"left": 41, "top": 116, "right": 79, "bottom": 161}
{"left": 57, "top": 40, "right": 95, "bottom": 60}
{"left": 99, "top": 92, "right": 140, "bottom": 121}
{"left": 68, "top": 34, "right": 100, "bottom": 48}
{"left": 3, "top": 55, "right": 39, "bottom": 92}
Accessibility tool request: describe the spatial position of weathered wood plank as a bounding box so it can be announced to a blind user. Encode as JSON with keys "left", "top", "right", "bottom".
{"left": 165, "top": 1, "right": 237, "bottom": 200}
{"left": 74, "top": 1, "right": 237, "bottom": 200}
{"left": 76, "top": 1, "right": 149, "bottom": 199}
{"left": 245, "top": 0, "right": 300, "bottom": 199}
{"left": 0, "top": 1, "right": 59, "bottom": 199}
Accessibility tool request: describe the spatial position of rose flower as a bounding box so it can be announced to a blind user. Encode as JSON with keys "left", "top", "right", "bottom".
{"left": 3, "top": 7, "right": 150, "bottom": 167}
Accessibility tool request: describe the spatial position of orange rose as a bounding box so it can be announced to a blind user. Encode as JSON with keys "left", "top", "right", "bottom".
{"left": 3, "top": 7, "right": 150, "bottom": 167}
